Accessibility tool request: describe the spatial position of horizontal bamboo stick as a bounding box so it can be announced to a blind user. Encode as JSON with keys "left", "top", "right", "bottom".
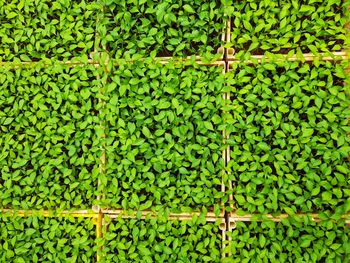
{"left": 0, "top": 209, "right": 99, "bottom": 218}
{"left": 101, "top": 209, "right": 224, "bottom": 221}
{"left": 228, "top": 212, "right": 350, "bottom": 225}
{"left": 228, "top": 52, "right": 348, "bottom": 65}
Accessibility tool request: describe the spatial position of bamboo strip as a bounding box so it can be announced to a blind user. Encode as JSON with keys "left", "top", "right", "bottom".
{"left": 101, "top": 209, "right": 223, "bottom": 220}
{"left": 228, "top": 52, "right": 348, "bottom": 64}
{"left": 0, "top": 59, "right": 98, "bottom": 67}
{"left": 228, "top": 213, "right": 350, "bottom": 227}
{"left": 220, "top": 60, "right": 227, "bottom": 218}
{"left": 225, "top": 18, "right": 235, "bottom": 60}
{"left": 96, "top": 212, "right": 103, "bottom": 262}
{"left": 93, "top": 10, "right": 101, "bottom": 212}
{"left": 94, "top": 64, "right": 105, "bottom": 214}
{"left": 224, "top": 58, "right": 234, "bottom": 211}
{"left": 148, "top": 57, "right": 225, "bottom": 66}
{"left": 222, "top": 61, "right": 229, "bottom": 219}
{"left": 0, "top": 209, "right": 98, "bottom": 218}
{"left": 0, "top": 57, "right": 226, "bottom": 69}
{"left": 217, "top": 16, "right": 226, "bottom": 59}
{"left": 94, "top": 3, "right": 108, "bottom": 211}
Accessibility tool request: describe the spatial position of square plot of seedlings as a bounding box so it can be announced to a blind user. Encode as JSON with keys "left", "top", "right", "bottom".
{"left": 0, "top": 212, "right": 98, "bottom": 262}
{"left": 225, "top": 59, "right": 350, "bottom": 215}
{"left": 224, "top": 216, "right": 350, "bottom": 263}
{"left": 100, "top": 60, "right": 226, "bottom": 214}
{"left": 100, "top": 213, "right": 225, "bottom": 262}
{"left": 0, "top": 0, "right": 98, "bottom": 62}
{"left": 99, "top": 0, "right": 225, "bottom": 58}
{"left": 0, "top": 63, "right": 102, "bottom": 210}
{"left": 227, "top": 0, "right": 348, "bottom": 57}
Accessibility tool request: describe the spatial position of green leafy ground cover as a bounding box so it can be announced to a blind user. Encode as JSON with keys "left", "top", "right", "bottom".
{"left": 0, "top": 0, "right": 98, "bottom": 62}
{"left": 101, "top": 60, "right": 226, "bottom": 213}
{"left": 0, "top": 64, "right": 101, "bottom": 210}
{"left": 101, "top": 214, "right": 222, "bottom": 262}
{"left": 223, "top": 216, "right": 350, "bottom": 263}
{"left": 225, "top": 0, "right": 349, "bottom": 56}
{"left": 0, "top": 213, "right": 96, "bottom": 262}
{"left": 99, "top": 0, "right": 225, "bottom": 58}
{"left": 226, "top": 59, "right": 350, "bottom": 214}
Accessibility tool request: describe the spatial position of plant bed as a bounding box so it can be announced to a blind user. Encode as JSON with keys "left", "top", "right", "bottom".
{"left": 223, "top": 215, "right": 350, "bottom": 263}
{"left": 225, "top": 0, "right": 349, "bottom": 58}
{"left": 0, "top": 63, "right": 102, "bottom": 210}
{"left": 99, "top": 59, "right": 226, "bottom": 215}
{"left": 99, "top": 0, "right": 225, "bottom": 59}
{"left": 226, "top": 58, "right": 350, "bottom": 215}
{"left": 100, "top": 212, "right": 225, "bottom": 262}
{"left": 0, "top": 0, "right": 99, "bottom": 62}
{"left": 0, "top": 212, "right": 97, "bottom": 262}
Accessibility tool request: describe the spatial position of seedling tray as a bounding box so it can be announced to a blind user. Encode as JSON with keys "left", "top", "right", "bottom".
{"left": 101, "top": 211, "right": 226, "bottom": 261}
{"left": 0, "top": 209, "right": 100, "bottom": 262}
{"left": 226, "top": 57, "right": 350, "bottom": 215}
{"left": 98, "top": 60, "right": 227, "bottom": 217}
{"left": 0, "top": 63, "right": 103, "bottom": 211}
{"left": 225, "top": 1, "right": 349, "bottom": 59}
{"left": 225, "top": 215, "right": 350, "bottom": 261}
{"left": 98, "top": 1, "right": 226, "bottom": 60}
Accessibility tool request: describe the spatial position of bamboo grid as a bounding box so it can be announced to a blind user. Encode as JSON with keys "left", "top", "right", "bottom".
{"left": 0, "top": 7, "right": 349, "bottom": 262}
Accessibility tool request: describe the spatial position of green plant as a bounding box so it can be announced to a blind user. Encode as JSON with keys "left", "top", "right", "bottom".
{"left": 0, "top": 63, "right": 102, "bottom": 210}
{"left": 223, "top": 216, "right": 350, "bottom": 263}
{"left": 0, "top": 0, "right": 99, "bottom": 62}
{"left": 100, "top": 59, "right": 225, "bottom": 213}
{"left": 101, "top": 214, "right": 223, "bottom": 262}
{"left": 99, "top": 0, "right": 225, "bottom": 58}
{"left": 0, "top": 213, "right": 97, "bottom": 262}
{"left": 224, "top": 0, "right": 349, "bottom": 56}
{"left": 226, "top": 58, "right": 350, "bottom": 214}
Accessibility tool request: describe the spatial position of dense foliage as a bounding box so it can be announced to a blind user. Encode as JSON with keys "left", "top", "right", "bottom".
{"left": 101, "top": 60, "right": 226, "bottom": 213}
{"left": 0, "top": 213, "right": 96, "bottom": 262}
{"left": 224, "top": 0, "right": 348, "bottom": 56}
{"left": 0, "top": 0, "right": 98, "bottom": 62}
{"left": 99, "top": 0, "right": 225, "bottom": 58}
{"left": 226, "top": 59, "right": 350, "bottom": 214}
{"left": 101, "top": 214, "right": 223, "bottom": 262}
{"left": 224, "top": 216, "right": 350, "bottom": 263}
{"left": 0, "top": 63, "right": 101, "bottom": 209}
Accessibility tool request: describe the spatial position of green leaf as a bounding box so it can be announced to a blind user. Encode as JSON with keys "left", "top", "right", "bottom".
{"left": 322, "top": 192, "right": 332, "bottom": 202}
{"left": 259, "top": 235, "right": 266, "bottom": 247}
{"left": 284, "top": 207, "right": 295, "bottom": 215}
{"left": 183, "top": 4, "right": 195, "bottom": 13}
{"left": 204, "top": 121, "right": 214, "bottom": 131}
{"left": 142, "top": 126, "right": 152, "bottom": 138}
{"left": 300, "top": 238, "right": 311, "bottom": 248}
{"left": 128, "top": 122, "right": 136, "bottom": 134}
{"left": 235, "top": 195, "right": 246, "bottom": 203}
{"left": 138, "top": 245, "right": 151, "bottom": 256}
{"left": 12, "top": 159, "right": 28, "bottom": 168}
{"left": 302, "top": 128, "right": 313, "bottom": 137}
